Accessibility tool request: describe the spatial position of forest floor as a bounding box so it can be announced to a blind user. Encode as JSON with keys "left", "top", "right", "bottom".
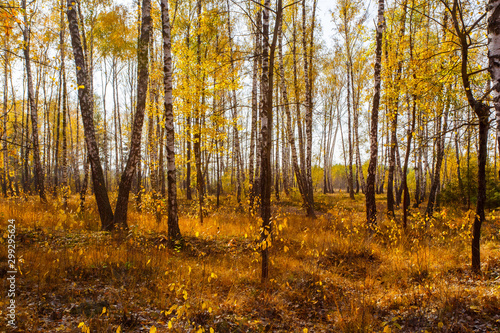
{"left": 0, "top": 191, "right": 500, "bottom": 332}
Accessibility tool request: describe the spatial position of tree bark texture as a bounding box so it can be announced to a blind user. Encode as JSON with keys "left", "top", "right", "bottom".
{"left": 161, "top": 0, "right": 181, "bottom": 242}
{"left": 366, "top": 0, "right": 384, "bottom": 227}
{"left": 113, "top": 0, "right": 152, "bottom": 229}
{"left": 67, "top": 0, "right": 114, "bottom": 229}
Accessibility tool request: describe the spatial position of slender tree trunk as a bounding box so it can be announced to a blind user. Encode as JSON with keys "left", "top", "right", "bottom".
{"left": 346, "top": 62, "right": 355, "bottom": 199}
{"left": 366, "top": 0, "right": 385, "bottom": 227}
{"left": 292, "top": 7, "right": 305, "bottom": 180}
{"left": 194, "top": 0, "right": 205, "bottom": 224}
{"left": 113, "top": 60, "right": 120, "bottom": 187}
{"left": 23, "top": 0, "right": 46, "bottom": 203}
{"left": 278, "top": 13, "right": 314, "bottom": 217}
{"left": 303, "top": 0, "right": 316, "bottom": 207}
{"left": 226, "top": 0, "right": 242, "bottom": 206}
{"left": 402, "top": 96, "right": 416, "bottom": 229}
{"left": 448, "top": 0, "right": 489, "bottom": 272}
{"left": 249, "top": 10, "right": 261, "bottom": 211}
{"left": 353, "top": 91, "right": 365, "bottom": 193}
{"left": 67, "top": 0, "right": 114, "bottom": 229}
{"left": 186, "top": 32, "right": 192, "bottom": 203}
{"left": 54, "top": 63, "right": 62, "bottom": 196}
{"left": 102, "top": 61, "right": 109, "bottom": 190}
{"left": 114, "top": 0, "right": 152, "bottom": 229}
{"left": 135, "top": 159, "right": 143, "bottom": 212}
{"left": 148, "top": 79, "right": 160, "bottom": 222}
{"left": 454, "top": 116, "right": 464, "bottom": 199}
{"left": 2, "top": 45, "right": 8, "bottom": 197}
{"left": 79, "top": 153, "right": 89, "bottom": 211}
{"left": 158, "top": 112, "right": 166, "bottom": 197}
{"left": 426, "top": 103, "right": 448, "bottom": 219}
{"left": 472, "top": 112, "right": 488, "bottom": 272}
{"left": 161, "top": 0, "right": 181, "bottom": 242}
{"left": 414, "top": 112, "right": 423, "bottom": 207}
{"left": 261, "top": 0, "right": 283, "bottom": 282}
{"left": 21, "top": 73, "right": 28, "bottom": 195}
{"left": 60, "top": 2, "right": 69, "bottom": 209}
{"left": 489, "top": 0, "right": 500, "bottom": 179}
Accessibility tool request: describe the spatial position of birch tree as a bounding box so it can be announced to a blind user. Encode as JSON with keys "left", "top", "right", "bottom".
{"left": 489, "top": 0, "right": 500, "bottom": 179}
{"left": 67, "top": 0, "right": 114, "bottom": 229}
{"left": 113, "top": 0, "right": 152, "bottom": 228}
{"left": 22, "top": 0, "right": 46, "bottom": 203}
{"left": 161, "top": 0, "right": 181, "bottom": 242}
{"left": 365, "top": 0, "right": 385, "bottom": 227}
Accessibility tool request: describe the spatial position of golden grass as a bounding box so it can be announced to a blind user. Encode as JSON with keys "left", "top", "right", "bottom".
{"left": 0, "top": 193, "right": 499, "bottom": 332}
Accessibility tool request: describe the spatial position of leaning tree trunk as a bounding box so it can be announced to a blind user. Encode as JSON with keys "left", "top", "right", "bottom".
{"left": 161, "top": 0, "right": 181, "bottom": 243}
{"left": 113, "top": 0, "right": 152, "bottom": 229}
{"left": 450, "top": 0, "right": 489, "bottom": 273}
{"left": 366, "top": 0, "right": 385, "bottom": 227}
{"left": 67, "top": 0, "right": 114, "bottom": 230}
{"left": 23, "top": 0, "right": 46, "bottom": 203}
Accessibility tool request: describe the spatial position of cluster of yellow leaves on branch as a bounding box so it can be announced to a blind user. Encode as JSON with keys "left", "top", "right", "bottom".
{"left": 172, "top": 1, "right": 242, "bottom": 170}
{"left": 381, "top": 0, "right": 488, "bottom": 126}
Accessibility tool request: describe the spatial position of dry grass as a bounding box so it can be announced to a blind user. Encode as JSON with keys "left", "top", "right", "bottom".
{"left": 0, "top": 192, "right": 499, "bottom": 332}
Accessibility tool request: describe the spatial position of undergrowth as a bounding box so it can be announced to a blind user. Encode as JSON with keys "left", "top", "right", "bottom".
{"left": 0, "top": 193, "right": 499, "bottom": 332}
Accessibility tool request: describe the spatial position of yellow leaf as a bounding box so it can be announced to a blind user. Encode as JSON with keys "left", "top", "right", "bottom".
{"left": 165, "top": 304, "right": 177, "bottom": 315}
{"left": 195, "top": 231, "right": 199, "bottom": 237}
{"left": 210, "top": 328, "right": 214, "bottom": 333}
{"left": 168, "top": 320, "right": 172, "bottom": 329}
{"left": 101, "top": 306, "right": 106, "bottom": 315}
{"left": 150, "top": 326, "right": 157, "bottom": 333}
{"left": 208, "top": 307, "right": 212, "bottom": 313}
{"left": 383, "top": 326, "right": 391, "bottom": 333}
{"left": 116, "top": 326, "right": 122, "bottom": 333}
{"left": 303, "top": 329, "right": 308, "bottom": 333}
{"left": 284, "top": 246, "right": 289, "bottom": 253}
{"left": 147, "top": 259, "right": 151, "bottom": 265}
{"left": 438, "top": 322, "right": 444, "bottom": 329}
{"left": 78, "top": 85, "right": 85, "bottom": 89}
{"left": 78, "top": 323, "right": 85, "bottom": 328}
